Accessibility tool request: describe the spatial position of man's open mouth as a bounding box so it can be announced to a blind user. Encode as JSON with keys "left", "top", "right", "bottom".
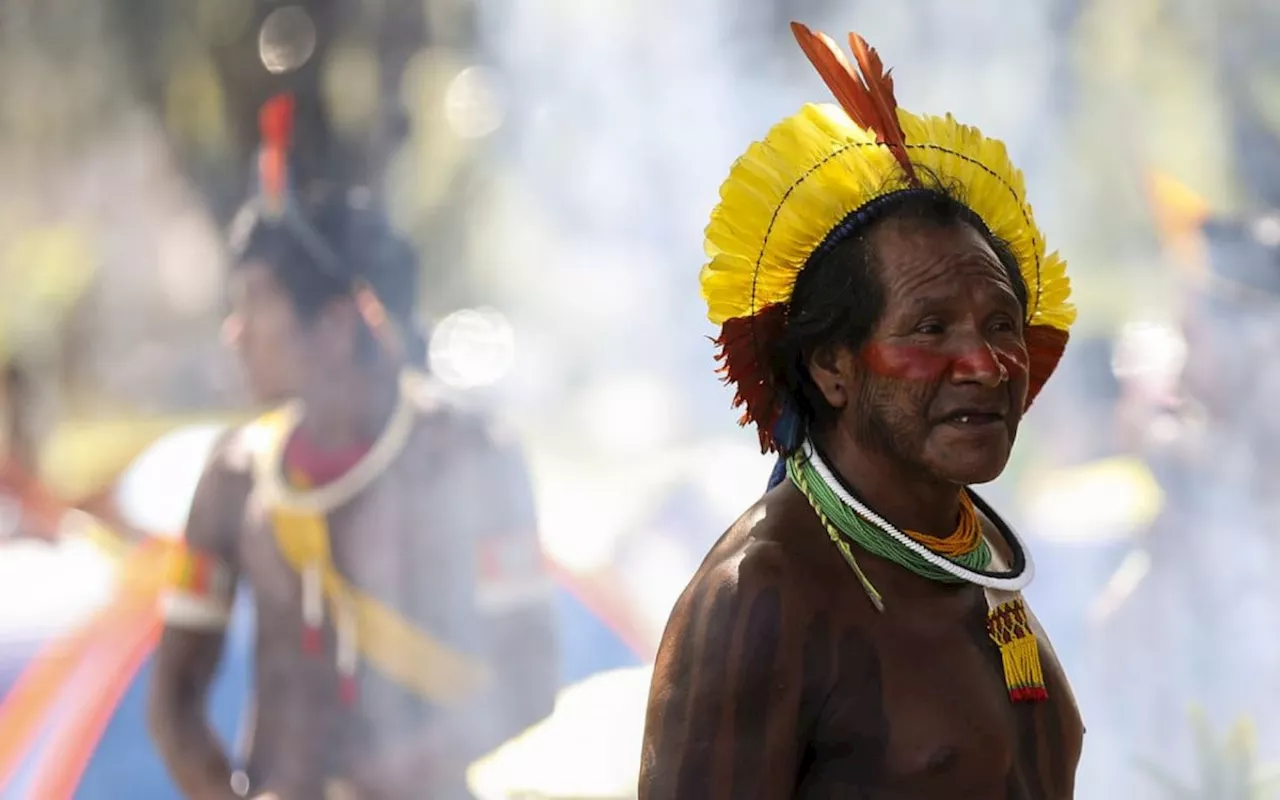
{"left": 941, "top": 411, "right": 1005, "bottom": 426}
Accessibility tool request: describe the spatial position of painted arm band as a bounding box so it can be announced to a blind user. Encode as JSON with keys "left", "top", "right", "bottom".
{"left": 475, "top": 531, "right": 554, "bottom": 615}
{"left": 159, "top": 546, "right": 235, "bottom": 630}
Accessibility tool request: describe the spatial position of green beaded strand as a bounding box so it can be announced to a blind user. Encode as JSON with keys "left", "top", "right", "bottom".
{"left": 787, "top": 453, "right": 991, "bottom": 584}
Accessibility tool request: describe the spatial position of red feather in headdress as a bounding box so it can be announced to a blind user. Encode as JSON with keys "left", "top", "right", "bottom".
{"left": 257, "top": 93, "right": 295, "bottom": 216}
{"left": 790, "top": 23, "right": 918, "bottom": 185}
{"left": 1024, "top": 325, "right": 1069, "bottom": 410}
{"left": 714, "top": 304, "right": 790, "bottom": 453}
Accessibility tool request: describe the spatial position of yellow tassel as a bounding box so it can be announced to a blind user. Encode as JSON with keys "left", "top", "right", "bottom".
{"left": 987, "top": 598, "right": 1048, "bottom": 703}
{"left": 271, "top": 507, "right": 493, "bottom": 706}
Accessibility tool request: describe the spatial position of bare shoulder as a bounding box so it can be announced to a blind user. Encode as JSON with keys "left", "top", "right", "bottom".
{"left": 657, "top": 484, "right": 829, "bottom": 668}
{"left": 642, "top": 486, "right": 836, "bottom": 795}
{"left": 688, "top": 480, "right": 853, "bottom": 607}
{"left": 182, "top": 422, "right": 258, "bottom": 554}
{"left": 206, "top": 421, "right": 259, "bottom": 479}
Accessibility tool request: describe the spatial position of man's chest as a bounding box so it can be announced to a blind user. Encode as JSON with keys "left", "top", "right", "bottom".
{"left": 801, "top": 594, "right": 1081, "bottom": 799}
{"left": 234, "top": 471, "right": 470, "bottom": 632}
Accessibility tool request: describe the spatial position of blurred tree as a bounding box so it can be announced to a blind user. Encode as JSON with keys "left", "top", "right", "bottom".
{"left": 103, "top": 0, "right": 457, "bottom": 225}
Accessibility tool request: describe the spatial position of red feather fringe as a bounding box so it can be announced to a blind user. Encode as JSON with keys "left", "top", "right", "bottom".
{"left": 714, "top": 305, "right": 789, "bottom": 454}
{"left": 1024, "top": 324, "right": 1068, "bottom": 410}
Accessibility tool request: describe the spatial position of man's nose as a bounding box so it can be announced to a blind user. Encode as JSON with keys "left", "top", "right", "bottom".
{"left": 950, "top": 338, "right": 1007, "bottom": 387}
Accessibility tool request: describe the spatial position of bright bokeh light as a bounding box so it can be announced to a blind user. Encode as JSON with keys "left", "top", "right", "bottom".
{"left": 258, "top": 6, "right": 317, "bottom": 75}
{"left": 1111, "top": 320, "right": 1187, "bottom": 385}
{"left": 428, "top": 307, "right": 517, "bottom": 389}
{"left": 1252, "top": 213, "right": 1280, "bottom": 247}
{"left": 444, "top": 66, "right": 505, "bottom": 139}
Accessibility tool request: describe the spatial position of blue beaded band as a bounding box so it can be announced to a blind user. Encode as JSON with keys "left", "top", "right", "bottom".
{"left": 807, "top": 187, "right": 941, "bottom": 264}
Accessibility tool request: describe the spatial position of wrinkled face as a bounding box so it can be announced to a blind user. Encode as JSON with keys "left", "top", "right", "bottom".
{"left": 224, "top": 260, "right": 308, "bottom": 405}
{"left": 814, "top": 218, "right": 1029, "bottom": 485}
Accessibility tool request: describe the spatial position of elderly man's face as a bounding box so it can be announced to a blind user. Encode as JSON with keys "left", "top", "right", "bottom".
{"left": 825, "top": 218, "right": 1029, "bottom": 485}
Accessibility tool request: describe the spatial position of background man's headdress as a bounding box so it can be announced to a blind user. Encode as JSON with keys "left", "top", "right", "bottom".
{"left": 231, "top": 93, "right": 420, "bottom": 361}
{"left": 702, "top": 24, "right": 1077, "bottom": 452}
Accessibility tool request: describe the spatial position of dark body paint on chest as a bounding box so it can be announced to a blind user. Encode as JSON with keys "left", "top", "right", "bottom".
{"left": 790, "top": 569, "right": 1076, "bottom": 799}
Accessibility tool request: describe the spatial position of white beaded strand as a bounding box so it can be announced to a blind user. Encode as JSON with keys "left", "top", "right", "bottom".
{"left": 802, "top": 442, "right": 1034, "bottom": 592}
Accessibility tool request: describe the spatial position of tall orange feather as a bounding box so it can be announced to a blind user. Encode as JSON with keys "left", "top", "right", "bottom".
{"left": 789, "top": 22, "right": 918, "bottom": 185}
{"left": 846, "top": 33, "right": 916, "bottom": 185}
{"left": 790, "top": 23, "right": 876, "bottom": 129}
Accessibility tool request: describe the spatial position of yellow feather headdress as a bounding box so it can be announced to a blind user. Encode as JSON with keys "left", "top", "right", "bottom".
{"left": 702, "top": 24, "right": 1076, "bottom": 452}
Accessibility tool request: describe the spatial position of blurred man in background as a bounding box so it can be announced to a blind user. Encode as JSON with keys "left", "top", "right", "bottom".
{"left": 1092, "top": 210, "right": 1280, "bottom": 795}
{"left": 148, "top": 98, "right": 558, "bottom": 799}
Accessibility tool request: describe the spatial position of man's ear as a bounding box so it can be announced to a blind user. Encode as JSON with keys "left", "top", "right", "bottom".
{"left": 806, "top": 344, "right": 858, "bottom": 411}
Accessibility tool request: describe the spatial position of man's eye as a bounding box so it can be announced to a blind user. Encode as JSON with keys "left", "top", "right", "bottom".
{"left": 915, "top": 322, "right": 944, "bottom": 335}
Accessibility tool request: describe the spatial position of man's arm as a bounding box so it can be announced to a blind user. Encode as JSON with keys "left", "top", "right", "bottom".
{"left": 147, "top": 433, "right": 247, "bottom": 800}
{"left": 640, "top": 546, "right": 805, "bottom": 800}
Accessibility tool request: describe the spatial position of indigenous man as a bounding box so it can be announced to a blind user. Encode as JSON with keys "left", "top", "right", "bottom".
{"left": 640, "top": 25, "right": 1083, "bottom": 799}
{"left": 148, "top": 95, "right": 558, "bottom": 799}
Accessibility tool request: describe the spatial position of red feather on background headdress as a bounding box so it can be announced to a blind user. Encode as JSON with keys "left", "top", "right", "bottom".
{"left": 258, "top": 93, "right": 295, "bottom": 217}
{"left": 790, "top": 23, "right": 918, "bottom": 185}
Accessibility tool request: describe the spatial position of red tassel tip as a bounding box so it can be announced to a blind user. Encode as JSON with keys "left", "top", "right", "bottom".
{"left": 1010, "top": 686, "right": 1049, "bottom": 703}
{"left": 339, "top": 675, "right": 358, "bottom": 707}
{"left": 302, "top": 626, "right": 322, "bottom": 656}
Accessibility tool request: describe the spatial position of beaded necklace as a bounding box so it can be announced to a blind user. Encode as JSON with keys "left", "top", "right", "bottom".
{"left": 786, "top": 443, "right": 1047, "bottom": 703}
{"left": 787, "top": 455, "right": 990, "bottom": 583}
{"left": 791, "top": 443, "right": 1034, "bottom": 592}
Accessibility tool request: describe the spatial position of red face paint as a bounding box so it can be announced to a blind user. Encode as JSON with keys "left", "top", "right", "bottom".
{"left": 994, "top": 345, "right": 1029, "bottom": 380}
{"left": 861, "top": 341, "right": 1028, "bottom": 384}
{"left": 861, "top": 342, "right": 952, "bottom": 381}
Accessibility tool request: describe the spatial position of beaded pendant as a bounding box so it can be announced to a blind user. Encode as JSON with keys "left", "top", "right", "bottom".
{"left": 987, "top": 598, "right": 1048, "bottom": 703}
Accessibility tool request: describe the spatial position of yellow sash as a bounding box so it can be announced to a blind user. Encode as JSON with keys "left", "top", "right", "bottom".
{"left": 270, "top": 507, "right": 490, "bottom": 705}
{"left": 250, "top": 387, "right": 492, "bottom": 707}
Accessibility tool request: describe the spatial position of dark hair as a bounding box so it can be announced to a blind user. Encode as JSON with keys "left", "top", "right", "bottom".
{"left": 773, "top": 185, "right": 1029, "bottom": 436}
{"left": 231, "top": 187, "right": 425, "bottom": 362}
